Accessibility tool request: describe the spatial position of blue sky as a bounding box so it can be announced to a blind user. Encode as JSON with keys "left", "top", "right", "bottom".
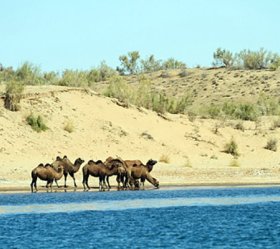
{"left": 1, "top": 0, "right": 279, "bottom": 72}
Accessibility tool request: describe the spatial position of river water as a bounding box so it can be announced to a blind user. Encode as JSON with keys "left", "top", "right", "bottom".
{"left": 1, "top": 186, "right": 280, "bottom": 248}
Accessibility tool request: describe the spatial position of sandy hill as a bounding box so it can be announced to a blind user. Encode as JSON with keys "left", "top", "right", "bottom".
{"left": 94, "top": 68, "right": 280, "bottom": 107}
{"left": 1, "top": 72, "right": 280, "bottom": 191}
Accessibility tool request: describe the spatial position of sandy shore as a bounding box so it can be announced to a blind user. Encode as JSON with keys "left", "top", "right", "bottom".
{"left": 1, "top": 86, "right": 280, "bottom": 193}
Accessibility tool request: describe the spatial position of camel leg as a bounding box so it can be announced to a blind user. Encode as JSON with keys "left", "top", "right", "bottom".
{"left": 64, "top": 173, "right": 68, "bottom": 188}
{"left": 55, "top": 179, "right": 60, "bottom": 188}
{"left": 82, "top": 174, "right": 88, "bottom": 191}
{"left": 30, "top": 178, "right": 36, "bottom": 193}
{"left": 106, "top": 176, "right": 111, "bottom": 189}
{"left": 70, "top": 173, "right": 77, "bottom": 188}
{"left": 85, "top": 174, "right": 91, "bottom": 191}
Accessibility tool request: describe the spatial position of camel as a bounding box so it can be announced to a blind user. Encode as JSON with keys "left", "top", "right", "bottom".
{"left": 82, "top": 158, "right": 126, "bottom": 191}
{"left": 104, "top": 157, "right": 128, "bottom": 190}
{"left": 128, "top": 165, "right": 159, "bottom": 189}
{"left": 30, "top": 163, "right": 64, "bottom": 193}
{"left": 124, "top": 159, "right": 158, "bottom": 189}
{"left": 52, "top": 156, "right": 84, "bottom": 188}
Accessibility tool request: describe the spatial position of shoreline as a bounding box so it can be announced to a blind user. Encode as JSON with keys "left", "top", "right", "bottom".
{"left": 1, "top": 182, "right": 280, "bottom": 194}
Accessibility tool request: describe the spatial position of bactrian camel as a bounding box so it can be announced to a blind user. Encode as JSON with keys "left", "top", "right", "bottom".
{"left": 82, "top": 158, "right": 126, "bottom": 191}
{"left": 30, "top": 163, "right": 64, "bottom": 193}
{"left": 52, "top": 156, "right": 84, "bottom": 188}
{"left": 124, "top": 159, "right": 158, "bottom": 189}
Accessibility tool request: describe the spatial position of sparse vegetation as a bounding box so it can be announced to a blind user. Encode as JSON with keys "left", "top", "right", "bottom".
{"left": 265, "top": 138, "right": 277, "bottom": 152}
{"left": 4, "top": 81, "right": 25, "bottom": 111}
{"left": 224, "top": 137, "right": 239, "bottom": 157}
{"left": 159, "top": 154, "right": 170, "bottom": 164}
{"left": 26, "top": 113, "right": 48, "bottom": 132}
{"left": 229, "top": 159, "right": 240, "bottom": 167}
{"left": 64, "top": 120, "right": 75, "bottom": 133}
{"left": 234, "top": 122, "right": 245, "bottom": 132}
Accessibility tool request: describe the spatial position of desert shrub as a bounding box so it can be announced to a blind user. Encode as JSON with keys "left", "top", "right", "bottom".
{"left": 269, "top": 55, "right": 280, "bottom": 70}
{"left": 234, "top": 103, "right": 258, "bottom": 121}
{"left": 224, "top": 137, "right": 239, "bottom": 156}
{"left": 229, "top": 159, "right": 240, "bottom": 167}
{"left": 26, "top": 113, "right": 48, "bottom": 132}
{"left": 117, "top": 51, "right": 140, "bottom": 75}
{"left": 162, "top": 58, "right": 186, "bottom": 70}
{"left": 257, "top": 93, "right": 280, "bottom": 116}
{"left": 265, "top": 138, "right": 277, "bottom": 152}
{"left": 207, "top": 104, "right": 221, "bottom": 119}
{"left": 59, "top": 70, "right": 89, "bottom": 87}
{"left": 15, "top": 62, "right": 43, "bottom": 85}
{"left": 64, "top": 120, "right": 74, "bottom": 133}
{"left": 43, "top": 71, "right": 59, "bottom": 85}
{"left": 140, "top": 55, "right": 162, "bottom": 73}
{"left": 187, "top": 111, "right": 197, "bottom": 122}
{"left": 271, "top": 118, "right": 280, "bottom": 130}
{"left": 4, "top": 81, "right": 25, "bottom": 111}
{"left": 103, "top": 77, "right": 132, "bottom": 105}
{"left": 87, "top": 61, "right": 117, "bottom": 83}
{"left": 213, "top": 48, "right": 234, "bottom": 68}
{"left": 237, "top": 48, "right": 272, "bottom": 70}
{"left": 235, "top": 122, "right": 245, "bottom": 132}
{"left": 159, "top": 154, "right": 170, "bottom": 163}
{"left": 166, "top": 94, "right": 192, "bottom": 114}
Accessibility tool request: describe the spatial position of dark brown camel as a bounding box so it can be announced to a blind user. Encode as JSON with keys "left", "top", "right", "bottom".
{"left": 52, "top": 156, "right": 84, "bottom": 188}
{"left": 104, "top": 157, "right": 128, "bottom": 190}
{"left": 82, "top": 159, "right": 126, "bottom": 191}
{"left": 124, "top": 159, "right": 158, "bottom": 189}
{"left": 30, "top": 163, "right": 64, "bottom": 193}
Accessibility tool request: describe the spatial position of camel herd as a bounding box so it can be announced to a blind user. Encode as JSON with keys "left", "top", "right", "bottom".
{"left": 30, "top": 156, "right": 159, "bottom": 193}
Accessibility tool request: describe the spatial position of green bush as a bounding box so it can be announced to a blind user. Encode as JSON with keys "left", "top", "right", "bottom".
{"left": 162, "top": 58, "right": 186, "bottom": 70}
{"left": 4, "top": 81, "right": 25, "bottom": 111}
{"left": 213, "top": 48, "right": 234, "bottom": 68}
{"left": 59, "top": 70, "right": 89, "bottom": 87}
{"left": 265, "top": 138, "right": 277, "bottom": 152}
{"left": 237, "top": 48, "right": 272, "bottom": 70}
{"left": 103, "top": 77, "right": 132, "bottom": 105}
{"left": 87, "top": 61, "right": 117, "bottom": 83}
{"left": 117, "top": 51, "right": 140, "bottom": 75}
{"left": 140, "top": 55, "right": 162, "bottom": 73}
{"left": 26, "top": 113, "right": 48, "bottom": 132}
{"left": 224, "top": 137, "right": 239, "bottom": 156}
{"left": 16, "top": 62, "right": 43, "bottom": 85}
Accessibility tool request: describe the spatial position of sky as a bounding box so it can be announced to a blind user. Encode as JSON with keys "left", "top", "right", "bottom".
{"left": 1, "top": 0, "right": 280, "bottom": 72}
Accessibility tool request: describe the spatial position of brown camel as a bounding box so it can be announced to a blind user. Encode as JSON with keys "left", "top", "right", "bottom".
{"left": 104, "top": 157, "right": 128, "bottom": 190}
{"left": 52, "top": 156, "right": 84, "bottom": 188}
{"left": 124, "top": 159, "right": 158, "bottom": 189}
{"left": 82, "top": 159, "right": 126, "bottom": 191}
{"left": 30, "top": 163, "right": 64, "bottom": 193}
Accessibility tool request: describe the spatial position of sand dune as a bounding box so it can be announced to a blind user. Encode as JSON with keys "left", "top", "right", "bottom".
{"left": 0, "top": 85, "right": 280, "bottom": 191}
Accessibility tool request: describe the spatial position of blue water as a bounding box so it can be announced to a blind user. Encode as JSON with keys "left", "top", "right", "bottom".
{"left": 1, "top": 187, "right": 280, "bottom": 248}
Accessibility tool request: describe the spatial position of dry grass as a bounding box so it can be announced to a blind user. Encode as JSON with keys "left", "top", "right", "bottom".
{"left": 159, "top": 154, "right": 170, "bottom": 163}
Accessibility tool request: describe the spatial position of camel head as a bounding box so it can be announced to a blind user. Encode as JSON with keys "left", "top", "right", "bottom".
{"left": 147, "top": 159, "right": 157, "bottom": 166}
{"left": 74, "top": 158, "right": 84, "bottom": 165}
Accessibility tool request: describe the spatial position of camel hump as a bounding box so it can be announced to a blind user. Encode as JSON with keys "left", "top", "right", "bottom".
{"left": 63, "top": 155, "right": 68, "bottom": 159}
{"left": 88, "top": 160, "right": 94, "bottom": 164}
{"left": 95, "top": 160, "right": 103, "bottom": 164}
{"left": 45, "top": 163, "right": 52, "bottom": 167}
{"left": 38, "top": 163, "right": 44, "bottom": 167}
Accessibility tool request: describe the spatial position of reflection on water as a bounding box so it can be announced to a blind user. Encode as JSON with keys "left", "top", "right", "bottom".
{"left": 1, "top": 195, "right": 280, "bottom": 215}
